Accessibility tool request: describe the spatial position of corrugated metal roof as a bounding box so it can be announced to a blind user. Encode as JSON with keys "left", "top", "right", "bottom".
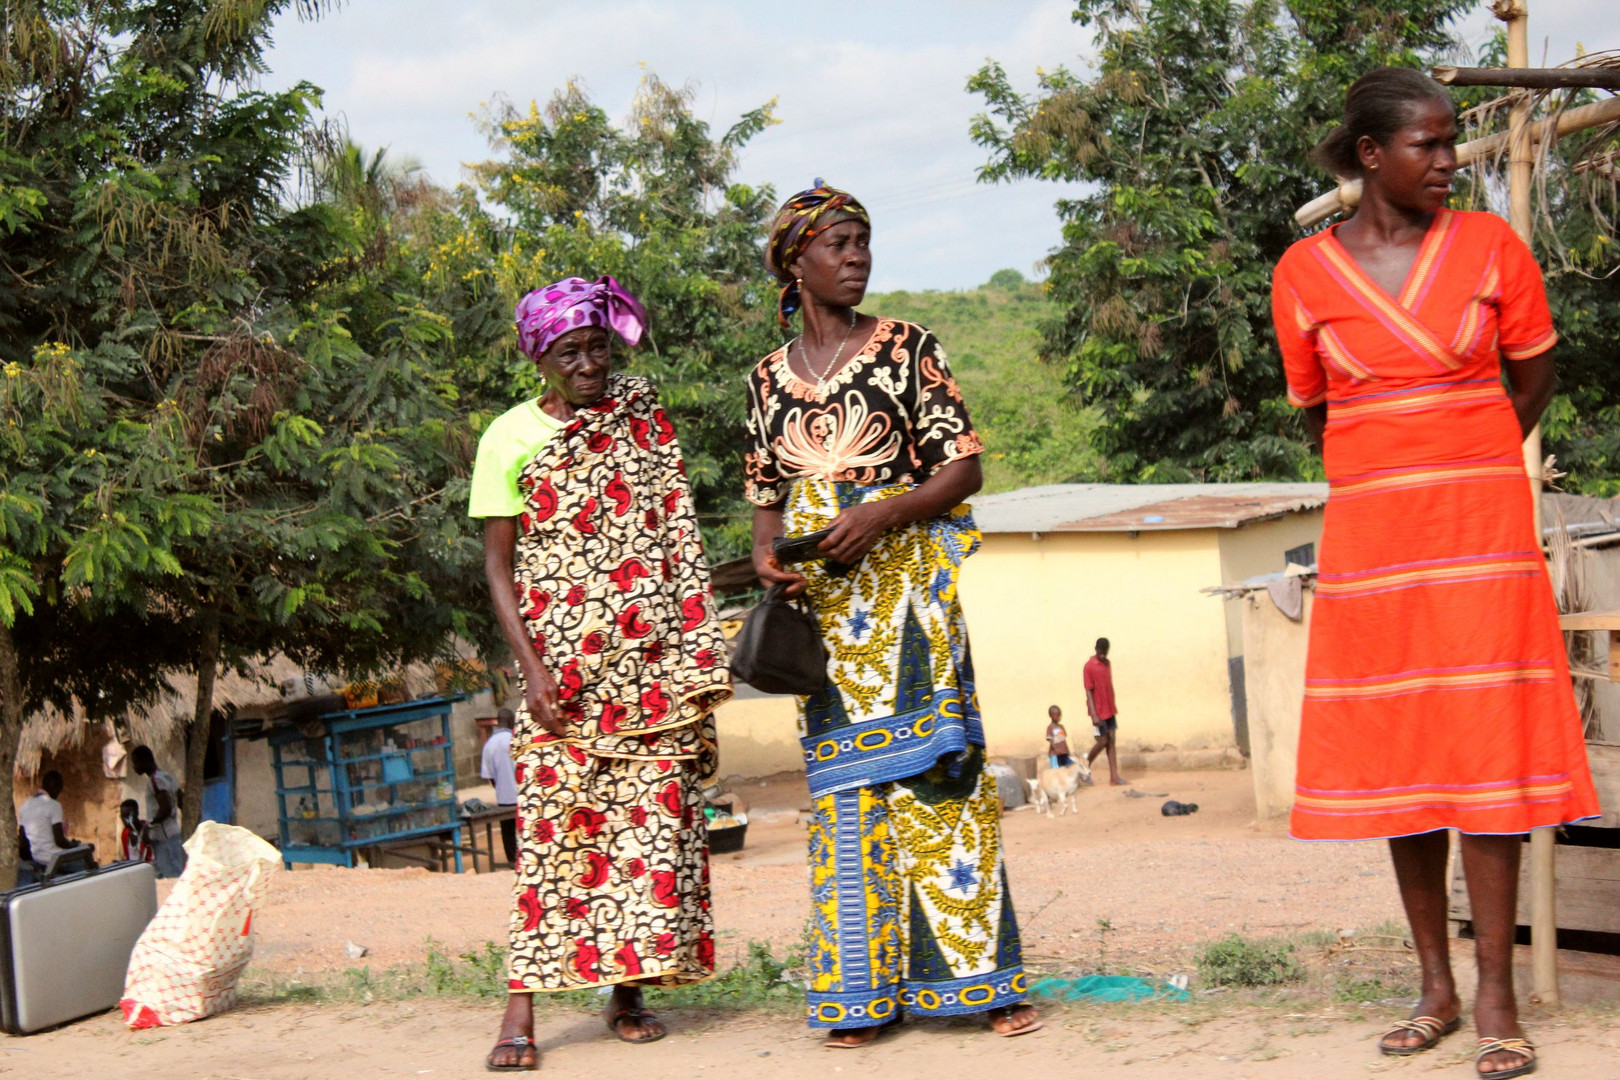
{"left": 971, "top": 483, "right": 1328, "bottom": 534}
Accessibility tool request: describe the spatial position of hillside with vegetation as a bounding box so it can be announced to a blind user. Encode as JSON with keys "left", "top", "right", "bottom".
{"left": 867, "top": 273, "right": 1098, "bottom": 494}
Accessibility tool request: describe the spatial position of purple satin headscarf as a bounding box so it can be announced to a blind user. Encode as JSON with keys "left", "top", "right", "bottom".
{"left": 514, "top": 275, "right": 648, "bottom": 360}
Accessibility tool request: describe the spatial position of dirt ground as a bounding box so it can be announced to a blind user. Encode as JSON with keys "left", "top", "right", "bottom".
{"left": 10, "top": 768, "right": 1620, "bottom": 1078}
{"left": 203, "top": 768, "right": 1410, "bottom": 982}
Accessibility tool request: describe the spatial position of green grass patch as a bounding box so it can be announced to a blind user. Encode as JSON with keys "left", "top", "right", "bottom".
{"left": 242, "top": 936, "right": 806, "bottom": 1013}
{"left": 1196, "top": 934, "right": 1305, "bottom": 988}
{"left": 1333, "top": 976, "right": 1414, "bottom": 1004}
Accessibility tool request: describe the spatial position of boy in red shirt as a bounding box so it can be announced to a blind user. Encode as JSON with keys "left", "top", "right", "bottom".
{"left": 1084, "top": 638, "right": 1127, "bottom": 786}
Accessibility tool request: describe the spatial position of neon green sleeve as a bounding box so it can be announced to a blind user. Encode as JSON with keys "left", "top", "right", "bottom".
{"left": 467, "top": 401, "right": 563, "bottom": 518}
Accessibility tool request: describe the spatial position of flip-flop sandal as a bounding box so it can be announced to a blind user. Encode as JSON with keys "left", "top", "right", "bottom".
{"left": 1475, "top": 1036, "right": 1536, "bottom": 1078}
{"left": 987, "top": 1003, "right": 1043, "bottom": 1038}
{"left": 606, "top": 1006, "right": 667, "bottom": 1044}
{"left": 1378, "top": 1014, "right": 1462, "bottom": 1056}
{"left": 485, "top": 1035, "right": 538, "bottom": 1072}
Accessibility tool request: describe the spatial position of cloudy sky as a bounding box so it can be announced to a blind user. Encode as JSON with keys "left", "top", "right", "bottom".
{"left": 263, "top": 1, "right": 1611, "bottom": 292}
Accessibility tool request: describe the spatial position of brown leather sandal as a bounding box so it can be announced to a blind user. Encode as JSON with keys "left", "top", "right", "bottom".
{"left": 1475, "top": 1036, "right": 1536, "bottom": 1078}
{"left": 1378, "top": 1014, "right": 1461, "bottom": 1056}
{"left": 987, "top": 1002, "right": 1043, "bottom": 1037}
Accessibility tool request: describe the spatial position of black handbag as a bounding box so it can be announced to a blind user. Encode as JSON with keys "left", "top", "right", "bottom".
{"left": 729, "top": 582, "right": 828, "bottom": 696}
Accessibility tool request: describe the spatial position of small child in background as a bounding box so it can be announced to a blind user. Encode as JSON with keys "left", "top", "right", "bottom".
{"left": 119, "top": 799, "right": 153, "bottom": 865}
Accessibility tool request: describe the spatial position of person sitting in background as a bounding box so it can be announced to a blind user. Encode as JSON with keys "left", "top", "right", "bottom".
{"left": 130, "top": 745, "right": 186, "bottom": 878}
{"left": 119, "top": 799, "right": 154, "bottom": 866}
{"left": 480, "top": 708, "right": 519, "bottom": 866}
{"left": 16, "top": 770, "right": 95, "bottom": 884}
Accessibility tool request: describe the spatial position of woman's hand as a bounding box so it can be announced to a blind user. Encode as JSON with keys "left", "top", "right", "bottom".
{"left": 820, "top": 500, "right": 898, "bottom": 565}
{"left": 522, "top": 658, "right": 565, "bottom": 736}
{"left": 753, "top": 542, "right": 808, "bottom": 597}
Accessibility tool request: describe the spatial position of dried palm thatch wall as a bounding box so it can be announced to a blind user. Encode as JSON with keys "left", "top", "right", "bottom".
{"left": 11, "top": 655, "right": 482, "bottom": 862}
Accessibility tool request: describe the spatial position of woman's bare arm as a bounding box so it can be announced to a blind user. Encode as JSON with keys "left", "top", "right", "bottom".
{"left": 751, "top": 503, "right": 809, "bottom": 596}
{"left": 1505, "top": 352, "right": 1558, "bottom": 439}
{"left": 818, "top": 456, "right": 984, "bottom": 566}
{"left": 1303, "top": 403, "right": 1327, "bottom": 452}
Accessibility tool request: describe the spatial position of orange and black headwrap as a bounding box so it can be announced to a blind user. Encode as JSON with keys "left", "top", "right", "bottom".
{"left": 764, "top": 179, "right": 870, "bottom": 330}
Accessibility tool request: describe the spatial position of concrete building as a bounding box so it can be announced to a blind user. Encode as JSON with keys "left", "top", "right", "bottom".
{"left": 710, "top": 482, "right": 1329, "bottom": 778}
{"left": 962, "top": 483, "right": 1326, "bottom": 761}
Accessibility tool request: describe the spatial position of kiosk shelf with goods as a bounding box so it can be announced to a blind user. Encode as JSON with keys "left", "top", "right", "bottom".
{"left": 269, "top": 696, "right": 465, "bottom": 871}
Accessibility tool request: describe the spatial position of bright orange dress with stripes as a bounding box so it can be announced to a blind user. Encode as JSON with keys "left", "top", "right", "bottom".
{"left": 1272, "top": 208, "right": 1600, "bottom": 841}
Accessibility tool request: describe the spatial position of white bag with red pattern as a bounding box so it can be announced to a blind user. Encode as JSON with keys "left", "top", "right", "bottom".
{"left": 120, "top": 821, "right": 281, "bottom": 1028}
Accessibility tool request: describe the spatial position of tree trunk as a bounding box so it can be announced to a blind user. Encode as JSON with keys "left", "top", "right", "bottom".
{"left": 183, "top": 612, "right": 220, "bottom": 841}
{"left": 0, "top": 620, "right": 24, "bottom": 885}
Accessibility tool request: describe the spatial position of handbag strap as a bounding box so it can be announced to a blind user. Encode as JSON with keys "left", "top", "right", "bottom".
{"left": 763, "top": 581, "right": 815, "bottom": 608}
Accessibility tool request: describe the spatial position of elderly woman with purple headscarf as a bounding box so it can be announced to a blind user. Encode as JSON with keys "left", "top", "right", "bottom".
{"left": 469, "top": 275, "right": 732, "bottom": 1071}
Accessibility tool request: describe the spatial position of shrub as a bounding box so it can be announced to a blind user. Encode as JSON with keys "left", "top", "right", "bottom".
{"left": 1196, "top": 934, "right": 1304, "bottom": 988}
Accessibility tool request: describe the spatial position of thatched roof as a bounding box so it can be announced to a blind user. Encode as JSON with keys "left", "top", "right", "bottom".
{"left": 16, "top": 653, "right": 455, "bottom": 775}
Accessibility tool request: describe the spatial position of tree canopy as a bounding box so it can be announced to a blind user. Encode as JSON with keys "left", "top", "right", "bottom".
{"left": 968, "top": 0, "right": 1619, "bottom": 487}
{"left": 0, "top": 2, "right": 787, "bottom": 879}
{"left": 0, "top": 0, "right": 494, "bottom": 874}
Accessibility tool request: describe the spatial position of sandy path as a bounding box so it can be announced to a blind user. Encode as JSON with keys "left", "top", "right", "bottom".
{"left": 20, "top": 768, "right": 1614, "bottom": 1078}
{"left": 241, "top": 769, "right": 1404, "bottom": 981}
{"left": 12, "top": 997, "right": 1620, "bottom": 1079}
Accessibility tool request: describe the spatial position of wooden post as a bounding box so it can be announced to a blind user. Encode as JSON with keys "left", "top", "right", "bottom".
{"left": 1433, "top": 64, "right": 1620, "bottom": 90}
{"left": 1294, "top": 97, "right": 1620, "bottom": 228}
{"left": 1495, "top": 0, "right": 1561, "bottom": 1008}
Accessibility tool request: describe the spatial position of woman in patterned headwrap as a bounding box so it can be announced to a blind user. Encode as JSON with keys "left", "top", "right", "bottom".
{"left": 470, "top": 275, "right": 733, "bottom": 1071}
{"left": 744, "top": 183, "right": 1040, "bottom": 1047}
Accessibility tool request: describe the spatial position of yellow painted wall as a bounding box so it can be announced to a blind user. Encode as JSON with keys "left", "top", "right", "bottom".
{"left": 1215, "top": 510, "right": 1325, "bottom": 657}
{"left": 712, "top": 692, "right": 802, "bottom": 781}
{"left": 958, "top": 530, "right": 1237, "bottom": 759}
{"left": 1241, "top": 589, "right": 1313, "bottom": 818}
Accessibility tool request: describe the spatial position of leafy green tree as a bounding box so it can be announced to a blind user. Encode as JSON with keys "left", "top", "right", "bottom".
{"left": 867, "top": 282, "right": 1096, "bottom": 492}
{"left": 969, "top": 0, "right": 1476, "bottom": 482}
{"left": 419, "top": 76, "right": 784, "bottom": 556}
{"left": 0, "top": 0, "right": 483, "bottom": 874}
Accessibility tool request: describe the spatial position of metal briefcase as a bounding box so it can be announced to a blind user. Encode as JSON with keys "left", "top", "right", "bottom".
{"left": 0, "top": 859, "right": 158, "bottom": 1034}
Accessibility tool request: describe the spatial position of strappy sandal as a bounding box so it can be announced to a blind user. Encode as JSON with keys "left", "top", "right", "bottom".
{"left": 1378, "top": 1014, "right": 1461, "bottom": 1056}
{"left": 485, "top": 1035, "right": 538, "bottom": 1072}
{"left": 606, "top": 1006, "right": 667, "bottom": 1044}
{"left": 1475, "top": 1036, "right": 1536, "bottom": 1078}
{"left": 986, "top": 1002, "right": 1043, "bottom": 1037}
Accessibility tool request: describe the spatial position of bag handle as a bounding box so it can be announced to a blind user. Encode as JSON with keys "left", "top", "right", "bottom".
{"left": 762, "top": 581, "right": 813, "bottom": 611}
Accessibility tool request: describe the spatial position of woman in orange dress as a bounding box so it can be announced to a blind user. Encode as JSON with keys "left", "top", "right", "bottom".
{"left": 1272, "top": 68, "right": 1599, "bottom": 1079}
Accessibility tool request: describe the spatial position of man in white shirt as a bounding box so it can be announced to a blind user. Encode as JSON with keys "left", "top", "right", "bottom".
{"left": 480, "top": 708, "right": 519, "bottom": 866}
{"left": 131, "top": 745, "right": 187, "bottom": 878}
{"left": 16, "top": 771, "right": 93, "bottom": 884}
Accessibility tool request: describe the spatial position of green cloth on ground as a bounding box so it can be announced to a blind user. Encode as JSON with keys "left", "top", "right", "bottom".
{"left": 467, "top": 399, "right": 565, "bottom": 518}
{"left": 1030, "top": 975, "right": 1190, "bottom": 1003}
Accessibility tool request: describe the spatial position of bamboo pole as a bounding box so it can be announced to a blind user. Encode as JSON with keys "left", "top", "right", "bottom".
{"left": 1294, "top": 96, "right": 1620, "bottom": 228}
{"left": 1434, "top": 64, "right": 1620, "bottom": 90}
{"left": 1493, "top": 0, "right": 1562, "bottom": 1009}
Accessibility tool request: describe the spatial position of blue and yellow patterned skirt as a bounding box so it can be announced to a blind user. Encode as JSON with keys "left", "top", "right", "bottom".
{"left": 784, "top": 477, "right": 1026, "bottom": 1028}
{"left": 804, "top": 748, "right": 1027, "bottom": 1027}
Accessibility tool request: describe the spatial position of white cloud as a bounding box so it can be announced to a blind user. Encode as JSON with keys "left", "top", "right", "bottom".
{"left": 266, "top": 0, "right": 1088, "bottom": 290}
{"left": 265, "top": 0, "right": 1613, "bottom": 290}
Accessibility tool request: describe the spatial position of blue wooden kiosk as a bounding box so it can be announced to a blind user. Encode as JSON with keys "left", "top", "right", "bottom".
{"left": 270, "top": 696, "right": 465, "bottom": 871}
